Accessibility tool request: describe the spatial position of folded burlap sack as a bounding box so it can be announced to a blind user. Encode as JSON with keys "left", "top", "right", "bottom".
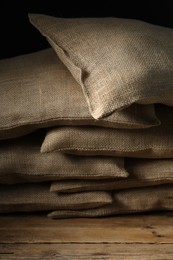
{"left": 51, "top": 158, "right": 173, "bottom": 193}
{"left": 0, "top": 183, "right": 112, "bottom": 213}
{"left": 0, "top": 50, "right": 158, "bottom": 141}
{"left": 29, "top": 14, "right": 173, "bottom": 119}
{"left": 48, "top": 184, "right": 173, "bottom": 218}
{"left": 41, "top": 105, "right": 173, "bottom": 158}
{"left": 0, "top": 131, "right": 127, "bottom": 184}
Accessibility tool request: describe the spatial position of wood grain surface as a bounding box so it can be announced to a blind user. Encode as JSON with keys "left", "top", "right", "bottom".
{"left": 0, "top": 212, "right": 173, "bottom": 259}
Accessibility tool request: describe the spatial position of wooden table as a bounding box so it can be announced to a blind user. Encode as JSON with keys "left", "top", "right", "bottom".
{"left": 0, "top": 212, "right": 173, "bottom": 259}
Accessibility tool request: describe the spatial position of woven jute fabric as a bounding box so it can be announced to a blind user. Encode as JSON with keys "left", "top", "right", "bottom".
{"left": 0, "top": 50, "right": 159, "bottom": 141}
{"left": 0, "top": 183, "right": 112, "bottom": 213}
{"left": 29, "top": 14, "right": 173, "bottom": 119}
{"left": 42, "top": 105, "right": 173, "bottom": 158}
{"left": 48, "top": 184, "right": 173, "bottom": 218}
{"left": 51, "top": 158, "right": 173, "bottom": 193}
{"left": 0, "top": 131, "right": 127, "bottom": 184}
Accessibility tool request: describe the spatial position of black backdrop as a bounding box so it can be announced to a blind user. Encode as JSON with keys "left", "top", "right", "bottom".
{"left": 0, "top": 0, "right": 173, "bottom": 59}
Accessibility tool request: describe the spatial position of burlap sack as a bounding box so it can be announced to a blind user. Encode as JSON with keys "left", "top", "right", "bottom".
{"left": 42, "top": 105, "right": 173, "bottom": 158}
{"left": 29, "top": 14, "right": 173, "bottom": 119}
{"left": 48, "top": 184, "right": 173, "bottom": 218}
{"left": 0, "top": 183, "right": 112, "bottom": 213}
{"left": 0, "top": 131, "right": 127, "bottom": 184}
{"left": 0, "top": 50, "right": 159, "bottom": 141}
{"left": 51, "top": 158, "right": 173, "bottom": 193}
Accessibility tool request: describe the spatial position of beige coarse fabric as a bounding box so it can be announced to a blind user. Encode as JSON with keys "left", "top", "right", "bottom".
{"left": 48, "top": 184, "right": 173, "bottom": 218}
{"left": 0, "top": 183, "right": 112, "bottom": 213}
{"left": 0, "top": 50, "right": 159, "bottom": 141}
{"left": 0, "top": 131, "right": 127, "bottom": 184}
{"left": 42, "top": 105, "right": 173, "bottom": 158}
{"left": 51, "top": 158, "right": 173, "bottom": 193}
{"left": 29, "top": 14, "right": 173, "bottom": 119}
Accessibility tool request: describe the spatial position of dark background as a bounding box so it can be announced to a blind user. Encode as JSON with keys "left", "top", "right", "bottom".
{"left": 0, "top": 0, "right": 173, "bottom": 59}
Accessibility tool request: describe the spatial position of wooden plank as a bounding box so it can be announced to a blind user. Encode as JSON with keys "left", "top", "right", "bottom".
{"left": 0, "top": 244, "right": 173, "bottom": 259}
{"left": 0, "top": 212, "right": 173, "bottom": 243}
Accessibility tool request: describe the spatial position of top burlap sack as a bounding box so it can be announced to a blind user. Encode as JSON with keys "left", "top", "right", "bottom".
{"left": 29, "top": 14, "right": 173, "bottom": 119}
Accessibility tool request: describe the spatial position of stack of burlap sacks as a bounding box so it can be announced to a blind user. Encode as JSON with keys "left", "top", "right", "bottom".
{"left": 0, "top": 14, "right": 173, "bottom": 218}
